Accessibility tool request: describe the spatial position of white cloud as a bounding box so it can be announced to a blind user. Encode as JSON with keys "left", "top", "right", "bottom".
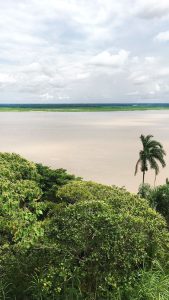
{"left": 90, "top": 50, "right": 129, "bottom": 67}
{"left": 144, "top": 56, "right": 156, "bottom": 63}
{"left": 132, "top": 75, "right": 150, "bottom": 85}
{"left": 155, "top": 31, "right": 169, "bottom": 41}
{"left": 40, "top": 93, "right": 54, "bottom": 101}
{"left": 155, "top": 83, "right": 161, "bottom": 92}
{"left": 0, "top": 73, "right": 16, "bottom": 84}
{"left": 158, "top": 67, "right": 169, "bottom": 76}
{"left": 135, "top": 0, "right": 169, "bottom": 19}
{"left": 0, "top": 0, "right": 169, "bottom": 102}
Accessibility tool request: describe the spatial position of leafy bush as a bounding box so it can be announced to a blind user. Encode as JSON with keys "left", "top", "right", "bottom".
{"left": 44, "top": 181, "right": 169, "bottom": 299}
{"left": 0, "top": 152, "right": 39, "bottom": 181}
{"left": 0, "top": 154, "right": 169, "bottom": 299}
{"left": 56, "top": 180, "right": 129, "bottom": 204}
{"left": 138, "top": 183, "right": 153, "bottom": 202}
{"left": 139, "top": 183, "right": 169, "bottom": 226}
{"left": 36, "top": 163, "right": 78, "bottom": 201}
{"left": 153, "top": 185, "right": 169, "bottom": 226}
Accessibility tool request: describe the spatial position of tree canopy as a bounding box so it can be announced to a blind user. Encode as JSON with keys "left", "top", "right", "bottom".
{"left": 0, "top": 153, "right": 169, "bottom": 299}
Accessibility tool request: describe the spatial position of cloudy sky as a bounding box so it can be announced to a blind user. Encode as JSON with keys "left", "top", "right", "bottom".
{"left": 0, "top": 0, "right": 169, "bottom": 103}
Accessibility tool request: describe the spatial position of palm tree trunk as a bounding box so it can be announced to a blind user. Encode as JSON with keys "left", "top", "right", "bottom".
{"left": 154, "top": 173, "right": 157, "bottom": 187}
{"left": 143, "top": 171, "right": 145, "bottom": 184}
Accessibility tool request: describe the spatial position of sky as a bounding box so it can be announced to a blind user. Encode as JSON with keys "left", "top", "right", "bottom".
{"left": 0, "top": 0, "right": 169, "bottom": 103}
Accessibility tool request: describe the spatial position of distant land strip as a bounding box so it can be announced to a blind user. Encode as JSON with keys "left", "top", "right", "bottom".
{"left": 0, "top": 103, "right": 169, "bottom": 112}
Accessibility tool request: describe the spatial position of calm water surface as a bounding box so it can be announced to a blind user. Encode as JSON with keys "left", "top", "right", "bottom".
{"left": 1, "top": 111, "right": 169, "bottom": 192}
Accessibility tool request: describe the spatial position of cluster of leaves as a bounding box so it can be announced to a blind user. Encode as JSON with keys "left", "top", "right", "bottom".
{"left": 0, "top": 153, "right": 169, "bottom": 299}
{"left": 138, "top": 183, "right": 169, "bottom": 226}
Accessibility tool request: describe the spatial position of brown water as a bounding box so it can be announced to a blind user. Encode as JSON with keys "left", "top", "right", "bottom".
{"left": 1, "top": 111, "right": 169, "bottom": 192}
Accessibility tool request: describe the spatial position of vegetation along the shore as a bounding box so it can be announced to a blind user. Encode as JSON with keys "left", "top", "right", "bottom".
{"left": 1, "top": 150, "right": 169, "bottom": 299}
{"left": 1, "top": 103, "right": 169, "bottom": 112}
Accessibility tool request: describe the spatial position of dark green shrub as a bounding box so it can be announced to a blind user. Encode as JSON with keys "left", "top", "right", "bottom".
{"left": 44, "top": 182, "right": 169, "bottom": 299}
{"left": 139, "top": 183, "right": 169, "bottom": 226}
{"left": 152, "top": 184, "right": 169, "bottom": 226}
{"left": 138, "top": 183, "right": 153, "bottom": 201}
{"left": 36, "top": 163, "right": 78, "bottom": 201}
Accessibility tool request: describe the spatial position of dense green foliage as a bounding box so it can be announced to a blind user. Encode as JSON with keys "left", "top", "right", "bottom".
{"left": 1, "top": 104, "right": 169, "bottom": 112}
{"left": 0, "top": 153, "right": 169, "bottom": 299}
{"left": 139, "top": 183, "right": 169, "bottom": 227}
{"left": 36, "top": 163, "right": 78, "bottom": 201}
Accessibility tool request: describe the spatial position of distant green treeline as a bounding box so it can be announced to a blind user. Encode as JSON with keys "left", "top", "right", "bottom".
{"left": 0, "top": 103, "right": 169, "bottom": 112}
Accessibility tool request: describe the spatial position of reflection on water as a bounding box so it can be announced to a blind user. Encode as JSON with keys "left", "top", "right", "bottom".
{"left": 0, "top": 111, "right": 169, "bottom": 192}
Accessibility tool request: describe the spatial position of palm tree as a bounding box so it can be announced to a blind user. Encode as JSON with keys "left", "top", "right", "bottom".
{"left": 135, "top": 134, "right": 166, "bottom": 184}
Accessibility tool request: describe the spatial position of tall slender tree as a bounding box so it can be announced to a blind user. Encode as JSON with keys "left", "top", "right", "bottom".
{"left": 135, "top": 134, "right": 166, "bottom": 184}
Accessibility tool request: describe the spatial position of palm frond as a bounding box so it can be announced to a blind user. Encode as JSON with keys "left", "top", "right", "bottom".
{"left": 147, "top": 140, "right": 164, "bottom": 149}
{"left": 150, "top": 151, "right": 166, "bottom": 168}
{"left": 149, "top": 158, "right": 159, "bottom": 175}
{"left": 135, "top": 159, "right": 141, "bottom": 175}
{"left": 140, "top": 134, "right": 153, "bottom": 149}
